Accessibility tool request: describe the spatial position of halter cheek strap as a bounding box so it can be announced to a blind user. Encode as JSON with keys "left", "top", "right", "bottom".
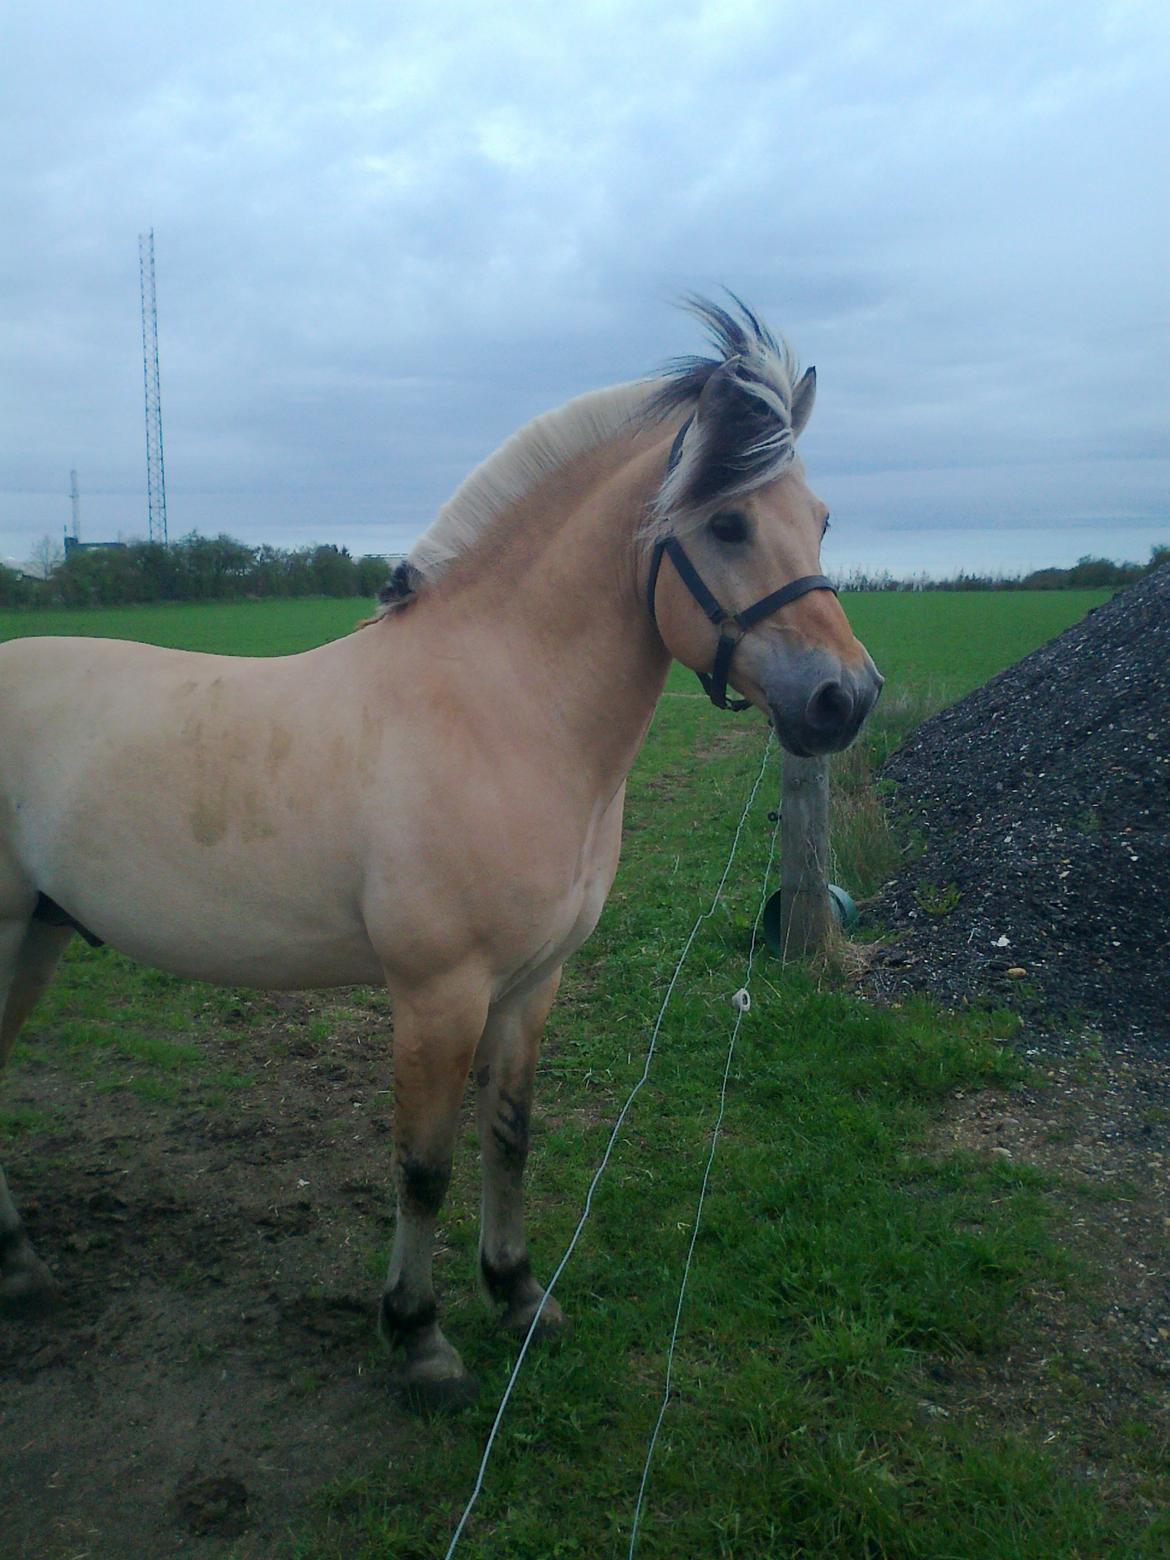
{"left": 647, "top": 418, "right": 837, "bottom": 712}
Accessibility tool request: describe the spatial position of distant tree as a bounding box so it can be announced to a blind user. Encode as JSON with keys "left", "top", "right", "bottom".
{"left": 1078, "top": 556, "right": 1135, "bottom": 587}
{"left": 356, "top": 554, "right": 389, "bottom": 597}
{"left": 27, "top": 535, "right": 63, "bottom": 580}
{"left": 172, "top": 533, "right": 257, "bottom": 600}
{"left": 1021, "top": 567, "right": 1065, "bottom": 589}
{"left": 0, "top": 561, "right": 35, "bottom": 606}
{"left": 127, "top": 540, "right": 182, "bottom": 600}
{"left": 309, "top": 544, "right": 358, "bottom": 596}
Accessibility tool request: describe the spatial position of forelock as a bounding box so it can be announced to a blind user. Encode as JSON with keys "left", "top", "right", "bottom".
{"left": 643, "top": 294, "right": 803, "bottom": 537}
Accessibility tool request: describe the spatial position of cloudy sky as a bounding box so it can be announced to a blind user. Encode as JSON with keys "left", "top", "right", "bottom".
{"left": 2, "top": 0, "right": 1167, "bottom": 579}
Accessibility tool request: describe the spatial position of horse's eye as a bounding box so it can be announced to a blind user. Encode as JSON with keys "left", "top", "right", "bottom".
{"left": 709, "top": 510, "right": 749, "bottom": 544}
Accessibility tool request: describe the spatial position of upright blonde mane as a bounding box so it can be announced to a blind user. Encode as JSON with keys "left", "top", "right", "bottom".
{"left": 407, "top": 380, "right": 652, "bottom": 586}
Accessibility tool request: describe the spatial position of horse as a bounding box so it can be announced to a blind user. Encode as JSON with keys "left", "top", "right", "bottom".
{"left": 0, "top": 297, "right": 882, "bottom": 1409}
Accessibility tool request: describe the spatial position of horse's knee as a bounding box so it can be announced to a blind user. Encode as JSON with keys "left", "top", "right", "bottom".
{"left": 397, "top": 1154, "right": 450, "bottom": 1217}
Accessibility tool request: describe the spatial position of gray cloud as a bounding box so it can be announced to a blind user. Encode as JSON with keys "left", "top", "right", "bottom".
{"left": 2, "top": 0, "right": 1167, "bottom": 573}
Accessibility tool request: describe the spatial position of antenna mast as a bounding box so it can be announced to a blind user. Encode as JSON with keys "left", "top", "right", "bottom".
{"left": 69, "top": 468, "right": 81, "bottom": 541}
{"left": 138, "top": 229, "right": 168, "bottom": 544}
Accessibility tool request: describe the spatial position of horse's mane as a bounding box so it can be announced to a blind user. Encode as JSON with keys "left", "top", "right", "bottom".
{"left": 408, "top": 379, "right": 651, "bottom": 582}
{"left": 375, "top": 295, "right": 804, "bottom": 613}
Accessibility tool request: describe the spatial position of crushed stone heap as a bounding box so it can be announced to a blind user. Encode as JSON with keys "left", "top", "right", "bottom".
{"left": 864, "top": 566, "right": 1169, "bottom": 1042}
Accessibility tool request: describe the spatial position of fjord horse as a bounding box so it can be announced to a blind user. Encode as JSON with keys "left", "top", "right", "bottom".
{"left": 0, "top": 299, "right": 881, "bottom": 1407}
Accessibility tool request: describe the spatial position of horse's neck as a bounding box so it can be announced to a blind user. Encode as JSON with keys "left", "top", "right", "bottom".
{"left": 431, "top": 435, "right": 673, "bottom": 795}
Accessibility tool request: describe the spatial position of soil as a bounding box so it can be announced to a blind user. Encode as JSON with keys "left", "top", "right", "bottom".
{"left": 926, "top": 1044, "right": 1170, "bottom": 1504}
{"left": 0, "top": 990, "right": 425, "bottom": 1559}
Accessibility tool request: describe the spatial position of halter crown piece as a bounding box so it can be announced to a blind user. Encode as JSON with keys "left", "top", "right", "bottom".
{"left": 646, "top": 417, "right": 838, "bottom": 711}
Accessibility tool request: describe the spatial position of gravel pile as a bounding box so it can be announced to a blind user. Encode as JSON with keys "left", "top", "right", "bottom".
{"left": 864, "top": 567, "right": 1169, "bottom": 1043}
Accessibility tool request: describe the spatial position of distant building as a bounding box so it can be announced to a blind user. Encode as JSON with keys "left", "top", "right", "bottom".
{"left": 63, "top": 536, "right": 127, "bottom": 556}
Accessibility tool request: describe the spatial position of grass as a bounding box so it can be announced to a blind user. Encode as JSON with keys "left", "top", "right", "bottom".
{"left": 2, "top": 585, "right": 1159, "bottom": 1556}
{"left": 0, "top": 595, "right": 373, "bottom": 655}
{"left": 6, "top": 943, "right": 259, "bottom": 1108}
{"left": 0, "top": 587, "right": 1108, "bottom": 678}
{"left": 838, "top": 590, "right": 1111, "bottom": 705}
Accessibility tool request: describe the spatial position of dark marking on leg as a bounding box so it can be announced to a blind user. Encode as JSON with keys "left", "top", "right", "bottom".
{"left": 0, "top": 1219, "right": 56, "bottom": 1312}
{"left": 398, "top": 1156, "right": 450, "bottom": 1216}
{"left": 0, "top": 1224, "right": 24, "bottom": 1263}
{"left": 489, "top": 1089, "right": 530, "bottom": 1175}
{"left": 379, "top": 1287, "right": 438, "bottom": 1346}
{"left": 497, "top": 1089, "right": 528, "bottom": 1138}
{"left": 476, "top": 1064, "right": 491, "bottom": 1088}
{"left": 489, "top": 1125, "right": 528, "bottom": 1174}
{"left": 380, "top": 1286, "right": 478, "bottom": 1410}
{"left": 480, "top": 1253, "right": 534, "bottom": 1307}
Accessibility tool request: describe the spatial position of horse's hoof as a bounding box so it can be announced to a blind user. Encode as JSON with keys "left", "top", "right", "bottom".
{"left": 505, "top": 1295, "right": 571, "bottom": 1344}
{"left": 0, "top": 1264, "right": 58, "bottom": 1317}
{"left": 398, "top": 1370, "right": 479, "bottom": 1415}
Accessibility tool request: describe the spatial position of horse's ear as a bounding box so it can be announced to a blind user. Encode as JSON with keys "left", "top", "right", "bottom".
{"left": 790, "top": 367, "right": 816, "bottom": 438}
{"left": 691, "top": 356, "right": 741, "bottom": 431}
{"left": 671, "top": 358, "right": 748, "bottom": 508}
{"left": 378, "top": 559, "right": 422, "bottom": 607}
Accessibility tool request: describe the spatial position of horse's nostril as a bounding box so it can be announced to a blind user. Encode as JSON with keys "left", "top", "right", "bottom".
{"left": 806, "top": 680, "right": 852, "bottom": 733}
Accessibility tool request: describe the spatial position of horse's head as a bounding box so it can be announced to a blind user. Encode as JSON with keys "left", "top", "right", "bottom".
{"left": 644, "top": 298, "right": 882, "bottom": 756}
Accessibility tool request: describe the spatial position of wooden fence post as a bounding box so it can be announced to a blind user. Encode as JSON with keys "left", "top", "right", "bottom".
{"left": 777, "top": 753, "right": 834, "bottom": 959}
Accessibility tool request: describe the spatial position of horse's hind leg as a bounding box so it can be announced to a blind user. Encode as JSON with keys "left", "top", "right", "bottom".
{"left": 378, "top": 975, "right": 489, "bottom": 1411}
{"left": 0, "top": 917, "right": 73, "bottom": 1311}
{"left": 474, "top": 972, "right": 569, "bottom": 1340}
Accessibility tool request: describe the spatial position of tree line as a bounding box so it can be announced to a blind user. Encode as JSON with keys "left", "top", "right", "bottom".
{"left": 1, "top": 532, "right": 1166, "bottom": 610}
{"left": 830, "top": 546, "right": 1168, "bottom": 593}
{"left": 0, "top": 533, "right": 393, "bottom": 608}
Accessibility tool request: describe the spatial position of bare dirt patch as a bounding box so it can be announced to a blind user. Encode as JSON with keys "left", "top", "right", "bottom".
{"left": 925, "top": 1035, "right": 1170, "bottom": 1509}
{"left": 1, "top": 991, "right": 431, "bottom": 1560}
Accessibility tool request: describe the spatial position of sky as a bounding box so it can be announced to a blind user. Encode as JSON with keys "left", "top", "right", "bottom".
{"left": 2, "top": 0, "right": 1167, "bottom": 581}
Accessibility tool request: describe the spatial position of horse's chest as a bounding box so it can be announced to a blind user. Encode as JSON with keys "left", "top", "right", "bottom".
{"left": 490, "top": 798, "right": 623, "bottom": 999}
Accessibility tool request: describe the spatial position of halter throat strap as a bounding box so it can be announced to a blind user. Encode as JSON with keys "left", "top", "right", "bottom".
{"left": 646, "top": 418, "right": 837, "bottom": 711}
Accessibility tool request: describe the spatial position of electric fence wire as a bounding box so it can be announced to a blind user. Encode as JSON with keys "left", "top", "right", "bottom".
{"left": 626, "top": 800, "right": 782, "bottom": 1558}
{"left": 443, "top": 731, "right": 777, "bottom": 1560}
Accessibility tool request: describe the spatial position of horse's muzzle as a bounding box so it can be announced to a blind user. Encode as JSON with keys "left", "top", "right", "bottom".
{"left": 768, "top": 656, "right": 884, "bottom": 757}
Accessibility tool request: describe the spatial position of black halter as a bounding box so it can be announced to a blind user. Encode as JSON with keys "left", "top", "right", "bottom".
{"left": 646, "top": 418, "right": 837, "bottom": 711}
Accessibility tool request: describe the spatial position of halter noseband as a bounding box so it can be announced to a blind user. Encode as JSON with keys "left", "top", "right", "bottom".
{"left": 646, "top": 417, "right": 837, "bottom": 711}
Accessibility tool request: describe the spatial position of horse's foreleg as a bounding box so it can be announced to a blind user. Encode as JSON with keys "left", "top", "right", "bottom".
{"left": 475, "top": 971, "right": 569, "bottom": 1340}
{"left": 379, "top": 975, "right": 489, "bottom": 1411}
{"left": 1, "top": 918, "right": 72, "bottom": 1312}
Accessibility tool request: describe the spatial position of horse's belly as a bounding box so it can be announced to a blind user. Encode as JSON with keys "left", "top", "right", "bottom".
{"left": 39, "top": 857, "right": 385, "bottom": 990}
{"left": 102, "top": 898, "right": 384, "bottom": 989}
{"left": 128, "top": 935, "right": 383, "bottom": 991}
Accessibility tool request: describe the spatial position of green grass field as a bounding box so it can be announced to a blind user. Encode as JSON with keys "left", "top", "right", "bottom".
{"left": 4, "top": 588, "right": 1163, "bottom": 1558}
{"left": 0, "top": 585, "right": 1109, "bottom": 698}
{"left": 0, "top": 595, "right": 370, "bottom": 657}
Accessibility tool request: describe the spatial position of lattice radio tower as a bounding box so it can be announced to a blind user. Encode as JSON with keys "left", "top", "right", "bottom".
{"left": 138, "top": 229, "right": 168, "bottom": 544}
